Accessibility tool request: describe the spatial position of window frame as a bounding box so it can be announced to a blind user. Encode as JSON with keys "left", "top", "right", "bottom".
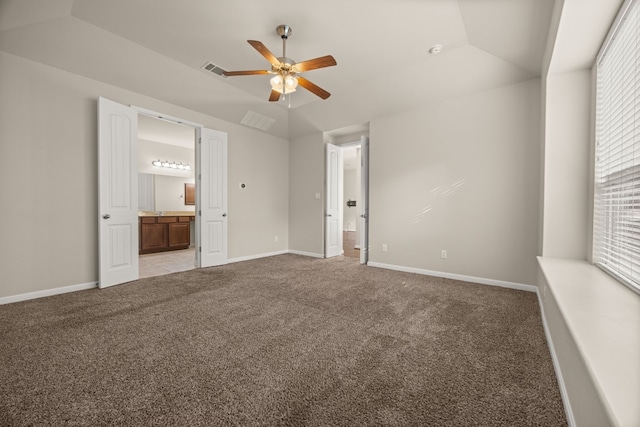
{"left": 593, "top": 0, "right": 640, "bottom": 295}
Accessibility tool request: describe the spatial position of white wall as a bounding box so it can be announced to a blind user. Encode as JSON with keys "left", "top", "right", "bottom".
{"left": 288, "top": 132, "right": 324, "bottom": 256}
{"left": 138, "top": 139, "right": 194, "bottom": 178}
{"left": 369, "top": 79, "right": 542, "bottom": 286}
{"left": 0, "top": 51, "right": 289, "bottom": 299}
{"left": 541, "top": 69, "right": 592, "bottom": 259}
{"left": 228, "top": 127, "right": 289, "bottom": 258}
{"left": 343, "top": 169, "right": 358, "bottom": 232}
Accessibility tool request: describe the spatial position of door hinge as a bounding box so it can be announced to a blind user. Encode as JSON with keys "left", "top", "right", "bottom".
{"left": 199, "top": 246, "right": 202, "bottom": 253}
{"left": 198, "top": 173, "right": 201, "bottom": 181}
{"left": 198, "top": 137, "right": 202, "bottom": 144}
{"left": 198, "top": 210, "right": 202, "bottom": 216}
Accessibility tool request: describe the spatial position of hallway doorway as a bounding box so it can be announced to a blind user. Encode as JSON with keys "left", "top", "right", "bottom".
{"left": 342, "top": 231, "right": 359, "bottom": 259}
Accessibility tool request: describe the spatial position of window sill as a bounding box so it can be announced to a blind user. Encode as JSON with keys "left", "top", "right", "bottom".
{"left": 537, "top": 257, "right": 640, "bottom": 427}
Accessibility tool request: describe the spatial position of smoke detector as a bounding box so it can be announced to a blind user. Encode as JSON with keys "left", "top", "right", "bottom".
{"left": 429, "top": 44, "right": 443, "bottom": 55}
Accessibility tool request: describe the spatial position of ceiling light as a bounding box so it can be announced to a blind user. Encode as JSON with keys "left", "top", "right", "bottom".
{"left": 152, "top": 159, "right": 191, "bottom": 171}
{"left": 270, "top": 73, "right": 298, "bottom": 94}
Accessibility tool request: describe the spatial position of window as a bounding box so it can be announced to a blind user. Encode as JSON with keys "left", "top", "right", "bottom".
{"left": 593, "top": 0, "right": 640, "bottom": 294}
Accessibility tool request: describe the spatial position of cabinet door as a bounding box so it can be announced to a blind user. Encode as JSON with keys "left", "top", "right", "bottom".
{"left": 168, "top": 222, "right": 190, "bottom": 248}
{"left": 141, "top": 223, "right": 168, "bottom": 252}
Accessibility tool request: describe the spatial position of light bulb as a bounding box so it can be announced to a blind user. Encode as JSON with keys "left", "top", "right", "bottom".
{"left": 270, "top": 74, "right": 297, "bottom": 94}
{"left": 152, "top": 159, "right": 161, "bottom": 167}
{"left": 270, "top": 75, "right": 283, "bottom": 93}
{"left": 284, "top": 75, "right": 298, "bottom": 92}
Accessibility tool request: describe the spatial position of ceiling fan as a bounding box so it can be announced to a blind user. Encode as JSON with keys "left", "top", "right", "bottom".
{"left": 223, "top": 25, "right": 337, "bottom": 102}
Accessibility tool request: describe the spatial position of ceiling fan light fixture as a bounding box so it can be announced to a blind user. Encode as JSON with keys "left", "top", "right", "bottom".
{"left": 270, "top": 74, "right": 298, "bottom": 94}
{"left": 225, "top": 25, "right": 335, "bottom": 102}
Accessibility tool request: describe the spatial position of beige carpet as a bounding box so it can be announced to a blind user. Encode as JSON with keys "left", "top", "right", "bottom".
{"left": 0, "top": 254, "right": 566, "bottom": 426}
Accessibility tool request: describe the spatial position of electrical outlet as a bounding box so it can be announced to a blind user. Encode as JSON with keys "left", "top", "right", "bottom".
{"left": 382, "top": 244, "right": 388, "bottom": 252}
{"left": 441, "top": 250, "right": 447, "bottom": 259}
{"left": 275, "top": 235, "right": 279, "bottom": 242}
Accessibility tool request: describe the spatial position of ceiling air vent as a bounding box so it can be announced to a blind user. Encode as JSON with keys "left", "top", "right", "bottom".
{"left": 201, "top": 61, "right": 228, "bottom": 78}
{"left": 240, "top": 110, "right": 276, "bottom": 131}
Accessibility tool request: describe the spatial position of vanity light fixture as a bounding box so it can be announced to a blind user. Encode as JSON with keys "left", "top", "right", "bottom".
{"left": 151, "top": 159, "right": 192, "bottom": 171}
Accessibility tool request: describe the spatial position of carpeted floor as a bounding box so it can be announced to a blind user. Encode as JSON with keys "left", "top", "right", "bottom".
{"left": 0, "top": 254, "right": 567, "bottom": 426}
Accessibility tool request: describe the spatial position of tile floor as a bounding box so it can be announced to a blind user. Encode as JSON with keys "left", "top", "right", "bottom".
{"left": 139, "top": 231, "right": 359, "bottom": 279}
{"left": 139, "top": 247, "right": 196, "bottom": 279}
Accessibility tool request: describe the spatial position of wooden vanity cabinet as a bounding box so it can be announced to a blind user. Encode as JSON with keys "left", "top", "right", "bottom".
{"left": 139, "top": 216, "right": 192, "bottom": 254}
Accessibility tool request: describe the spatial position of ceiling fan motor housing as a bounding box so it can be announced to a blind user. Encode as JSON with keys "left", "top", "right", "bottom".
{"left": 277, "top": 24, "right": 292, "bottom": 39}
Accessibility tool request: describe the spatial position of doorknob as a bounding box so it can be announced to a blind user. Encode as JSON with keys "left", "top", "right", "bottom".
{"left": 102, "top": 214, "right": 111, "bottom": 219}
{"left": 222, "top": 213, "right": 227, "bottom": 217}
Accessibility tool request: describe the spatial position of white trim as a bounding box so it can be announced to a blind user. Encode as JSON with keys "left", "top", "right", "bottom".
{"left": 367, "top": 261, "right": 536, "bottom": 292}
{"left": 537, "top": 257, "right": 640, "bottom": 426}
{"left": 338, "top": 139, "right": 364, "bottom": 148}
{"left": 0, "top": 282, "right": 98, "bottom": 305}
{"left": 287, "top": 250, "right": 325, "bottom": 259}
{"left": 536, "top": 289, "right": 576, "bottom": 427}
{"left": 596, "top": 0, "right": 637, "bottom": 64}
{"left": 227, "top": 250, "right": 289, "bottom": 264}
{"left": 131, "top": 105, "right": 203, "bottom": 128}
{"left": 354, "top": 244, "right": 361, "bottom": 249}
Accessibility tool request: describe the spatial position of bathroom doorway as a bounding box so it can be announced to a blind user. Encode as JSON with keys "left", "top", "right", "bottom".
{"left": 137, "top": 114, "right": 197, "bottom": 279}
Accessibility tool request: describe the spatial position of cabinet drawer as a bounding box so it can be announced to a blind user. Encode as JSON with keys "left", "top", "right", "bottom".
{"left": 178, "top": 216, "right": 191, "bottom": 223}
{"left": 157, "top": 216, "right": 177, "bottom": 223}
{"left": 141, "top": 217, "right": 157, "bottom": 224}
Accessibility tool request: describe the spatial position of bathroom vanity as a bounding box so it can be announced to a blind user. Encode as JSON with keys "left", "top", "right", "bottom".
{"left": 139, "top": 213, "right": 195, "bottom": 254}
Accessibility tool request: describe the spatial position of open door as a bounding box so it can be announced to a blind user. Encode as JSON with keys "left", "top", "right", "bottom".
{"left": 325, "top": 142, "right": 343, "bottom": 258}
{"left": 98, "top": 97, "right": 139, "bottom": 288}
{"left": 198, "top": 128, "right": 228, "bottom": 267}
{"left": 359, "top": 136, "right": 369, "bottom": 264}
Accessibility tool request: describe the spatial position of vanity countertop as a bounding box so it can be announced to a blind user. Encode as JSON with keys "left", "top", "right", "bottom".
{"left": 138, "top": 211, "right": 195, "bottom": 217}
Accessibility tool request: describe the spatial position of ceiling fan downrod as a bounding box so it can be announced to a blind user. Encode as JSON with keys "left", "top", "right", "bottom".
{"left": 277, "top": 24, "right": 292, "bottom": 57}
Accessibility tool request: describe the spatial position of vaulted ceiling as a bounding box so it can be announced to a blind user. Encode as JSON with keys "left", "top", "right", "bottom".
{"left": 0, "top": 0, "right": 556, "bottom": 139}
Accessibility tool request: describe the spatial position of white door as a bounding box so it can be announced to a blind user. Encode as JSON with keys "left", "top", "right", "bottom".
{"left": 98, "top": 97, "right": 139, "bottom": 288}
{"left": 360, "top": 136, "right": 370, "bottom": 264}
{"left": 325, "top": 142, "right": 343, "bottom": 258}
{"left": 198, "top": 128, "right": 228, "bottom": 267}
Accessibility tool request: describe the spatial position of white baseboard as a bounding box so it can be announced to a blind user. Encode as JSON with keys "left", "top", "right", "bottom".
{"left": 0, "top": 281, "right": 98, "bottom": 305}
{"left": 367, "top": 261, "right": 536, "bottom": 293}
{"left": 287, "top": 250, "right": 325, "bottom": 258}
{"left": 227, "top": 250, "right": 289, "bottom": 264}
{"left": 536, "top": 290, "right": 576, "bottom": 427}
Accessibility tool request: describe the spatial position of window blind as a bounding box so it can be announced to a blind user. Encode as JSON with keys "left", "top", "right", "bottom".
{"left": 593, "top": 0, "right": 640, "bottom": 294}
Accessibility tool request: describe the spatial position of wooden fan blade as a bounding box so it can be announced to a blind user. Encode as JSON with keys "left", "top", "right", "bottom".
{"left": 269, "top": 90, "right": 282, "bottom": 102}
{"left": 293, "top": 55, "right": 337, "bottom": 73}
{"left": 297, "top": 76, "right": 331, "bottom": 99}
{"left": 223, "top": 70, "right": 270, "bottom": 76}
{"left": 248, "top": 40, "right": 280, "bottom": 66}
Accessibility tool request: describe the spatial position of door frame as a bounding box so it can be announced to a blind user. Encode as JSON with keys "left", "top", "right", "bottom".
{"left": 324, "top": 137, "right": 370, "bottom": 264}
{"left": 133, "top": 106, "right": 205, "bottom": 267}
